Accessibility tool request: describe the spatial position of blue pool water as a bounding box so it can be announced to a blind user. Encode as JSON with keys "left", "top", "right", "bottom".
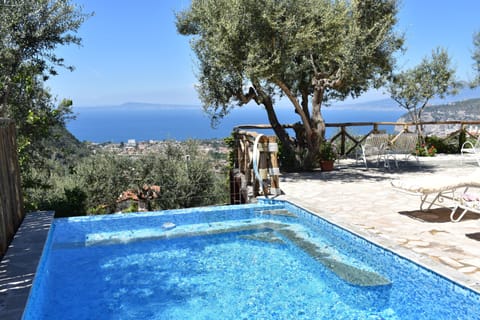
{"left": 23, "top": 200, "right": 480, "bottom": 319}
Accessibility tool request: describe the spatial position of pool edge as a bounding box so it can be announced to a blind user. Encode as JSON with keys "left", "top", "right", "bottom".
{"left": 0, "top": 211, "right": 54, "bottom": 320}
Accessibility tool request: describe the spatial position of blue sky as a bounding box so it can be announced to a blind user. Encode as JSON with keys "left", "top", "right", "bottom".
{"left": 47, "top": 0, "right": 480, "bottom": 107}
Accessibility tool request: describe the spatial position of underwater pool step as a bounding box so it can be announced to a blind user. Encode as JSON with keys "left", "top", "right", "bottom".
{"left": 257, "top": 209, "right": 298, "bottom": 218}
{"left": 84, "top": 220, "right": 390, "bottom": 288}
{"left": 276, "top": 228, "right": 391, "bottom": 288}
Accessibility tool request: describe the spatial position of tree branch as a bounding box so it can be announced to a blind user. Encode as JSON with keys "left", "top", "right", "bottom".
{"left": 309, "top": 54, "right": 318, "bottom": 75}
{"left": 235, "top": 86, "right": 259, "bottom": 105}
{"left": 312, "top": 68, "right": 344, "bottom": 91}
{"left": 274, "top": 78, "right": 313, "bottom": 137}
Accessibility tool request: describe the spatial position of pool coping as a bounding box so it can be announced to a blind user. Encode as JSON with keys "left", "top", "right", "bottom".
{"left": 0, "top": 211, "right": 54, "bottom": 320}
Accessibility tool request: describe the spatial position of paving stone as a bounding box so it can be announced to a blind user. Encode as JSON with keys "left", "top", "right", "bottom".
{"left": 432, "top": 254, "right": 463, "bottom": 268}
{"left": 458, "top": 266, "right": 478, "bottom": 273}
{"left": 408, "top": 240, "right": 431, "bottom": 247}
{"left": 429, "top": 229, "right": 448, "bottom": 235}
{"left": 459, "top": 258, "right": 480, "bottom": 268}
{"left": 411, "top": 247, "right": 431, "bottom": 254}
{"left": 470, "top": 272, "right": 480, "bottom": 283}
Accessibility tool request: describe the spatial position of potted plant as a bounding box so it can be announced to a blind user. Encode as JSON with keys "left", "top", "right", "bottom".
{"left": 319, "top": 141, "right": 337, "bottom": 171}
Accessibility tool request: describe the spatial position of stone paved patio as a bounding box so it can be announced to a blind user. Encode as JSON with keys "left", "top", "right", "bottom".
{"left": 277, "top": 154, "right": 480, "bottom": 293}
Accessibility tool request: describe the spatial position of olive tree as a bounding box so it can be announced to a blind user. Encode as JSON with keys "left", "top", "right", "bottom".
{"left": 0, "top": 0, "right": 89, "bottom": 154}
{"left": 75, "top": 154, "right": 134, "bottom": 214}
{"left": 176, "top": 0, "right": 403, "bottom": 169}
{"left": 0, "top": 0, "right": 90, "bottom": 194}
{"left": 146, "top": 141, "right": 227, "bottom": 209}
{"left": 387, "top": 48, "right": 461, "bottom": 142}
{"left": 0, "top": 0, "right": 89, "bottom": 114}
{"left": 72, "top": 142, "right": 227, "bottom": 214}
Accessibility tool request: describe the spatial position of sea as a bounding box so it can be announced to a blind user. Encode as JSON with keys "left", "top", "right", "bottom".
{"left": 66, "top": 103, "right": 405, "bottom": 143}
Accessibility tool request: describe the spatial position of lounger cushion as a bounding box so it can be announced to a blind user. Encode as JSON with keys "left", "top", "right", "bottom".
{"left": 391, "top": 172, "right": 480, "bottom": 194}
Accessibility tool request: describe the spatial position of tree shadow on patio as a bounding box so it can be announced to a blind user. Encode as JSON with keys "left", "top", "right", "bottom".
{"left": 466, "top": 232, "right": 480, "bottom": 241}
{"left": 399, "top": 208, "right": 480, "bottom": 223}
{"left": 281, "top": 161, "right": 439, "bottom": 184}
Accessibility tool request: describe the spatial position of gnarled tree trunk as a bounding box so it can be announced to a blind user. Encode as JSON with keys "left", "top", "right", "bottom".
{"left": 305, "top": 86, "right": 326, "bottom": 169}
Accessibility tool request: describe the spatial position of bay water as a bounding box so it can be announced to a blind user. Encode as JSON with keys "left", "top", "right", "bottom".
{"left": 67, "top": 104, "right": 404, "bottom": 143}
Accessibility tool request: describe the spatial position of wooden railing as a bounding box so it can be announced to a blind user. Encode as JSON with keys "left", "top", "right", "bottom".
{"left": 0, "top": 119, "right": 25, "bottom": 258}
{"left": 230, "top": 130, "right": 280, "bottom": 204}
{"left": 235, "top": 120, "right": 480, "bottom": 157}
{"left": 327, "top": 120, "right": 480, "bottom": 156}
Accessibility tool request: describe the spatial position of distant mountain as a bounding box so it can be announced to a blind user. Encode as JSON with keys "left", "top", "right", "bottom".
{"left": 334, "top": 98, "right": 398, "bottom": 111}
{"left": 397, "top": 97, "right": 480, "bottom": 136}
{"left": 432, "top": 85, "right": 480, "bottom": 104}
{"left": 333, "top": 86, "right": 480, "bottom": 111}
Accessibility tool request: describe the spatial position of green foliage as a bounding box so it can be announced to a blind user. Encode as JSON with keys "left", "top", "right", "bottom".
{"left": 122, "top": 202, "right": 139, "bottom": 213}
{"left": 25, "top": 161, "right": 88, "bottom": 216}
{"left": 28, "top": 141, "right": 229, "bottom": 216}
{"left": 415, "top": 143, "right": 437, "bottom": 157}
{"left": 145, "top": 141, "right": 228, "bottom": 210}
{"left": 0, "top": 0, "right": 90, "bottom": 112}
{"left": 224, "top": 133, "right": 235, "bottom": 169}
{"left": 388, "top": 47, "right": 462, "bottom": 141}
{"left": 22, "top": 124, "right": 92, "bottom": 212}
{"left": 177, "top": 0, "right": 402, "bottom": 170}
{"left": 318, "top": 141, "right": 338, "bottom": 161}
{"left": 75, "top": 153, "right": 134, "bottom": 214}
{"left": 17, "top": 98, "right": 76, "bottom": 190}
{"left": 425, "top": 135, "right": 458, "bottom": 154}
{"left": 0, "top": 0, "right": 90, "bottom": 204}
{"left": 277, "top": 139, "right": 301, "bottom": 172}
{"left": 48, "top": 187, "right": 87, "bottom": 218}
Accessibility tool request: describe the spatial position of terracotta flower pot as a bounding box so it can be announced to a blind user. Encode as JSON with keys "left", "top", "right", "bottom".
{"left": 320, "top": 160, "right": 335, "bottom": 171}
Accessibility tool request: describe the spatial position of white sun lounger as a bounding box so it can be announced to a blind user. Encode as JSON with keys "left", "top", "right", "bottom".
{"left": 391, "top": 173, "right": 480, "bottom": 222}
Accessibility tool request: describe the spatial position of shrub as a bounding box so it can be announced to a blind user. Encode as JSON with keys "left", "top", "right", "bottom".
{"left": 50, "top": 187, "right": 87, "bottom": 218}
{"left": 425, "top": 135, "right": 458, "bottom": 154}
{"left": 416, "top": 144, "right": 437, "bottom": 157}
{"left": 318, "top": 141, "right": 338, "bottom": 161}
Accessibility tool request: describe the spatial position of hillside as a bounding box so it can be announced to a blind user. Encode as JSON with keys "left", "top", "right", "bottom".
{"left": 397, "top": 98, "right": 480, "bottom": 136}
{"left": 42, "top": 125, "right": 91, "bottom": 163}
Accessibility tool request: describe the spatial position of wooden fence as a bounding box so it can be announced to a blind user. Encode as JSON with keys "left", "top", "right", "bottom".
{"left": 326, "top": 120, "right": 480, "bottom": 156}
{"left": 0, "top": 118, "right": 24, "bottom": 257}
{"left": 230, "top": 130, "right": 281, "bottom": 204}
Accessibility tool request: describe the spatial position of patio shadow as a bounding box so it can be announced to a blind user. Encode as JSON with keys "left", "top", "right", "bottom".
{"left": 399, "top": 208, "right": 480, "bottom": 223}
{"left": 466, "top": 232, "right": 480, "bottom": 241}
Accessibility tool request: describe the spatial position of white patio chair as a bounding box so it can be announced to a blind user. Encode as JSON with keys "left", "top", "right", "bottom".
{"left": 387, "top": 132, "right": 419, "bottom": 168}
{"left": 357, "top": 133, "right": 390, "bottom": 169}
{"left": 461, "top": 135, "right": 480, "bottom": 166}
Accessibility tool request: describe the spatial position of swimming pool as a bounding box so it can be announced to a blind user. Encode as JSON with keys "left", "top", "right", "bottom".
{"left": 23, "top": 200, "right": 480, "bottom": 319}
